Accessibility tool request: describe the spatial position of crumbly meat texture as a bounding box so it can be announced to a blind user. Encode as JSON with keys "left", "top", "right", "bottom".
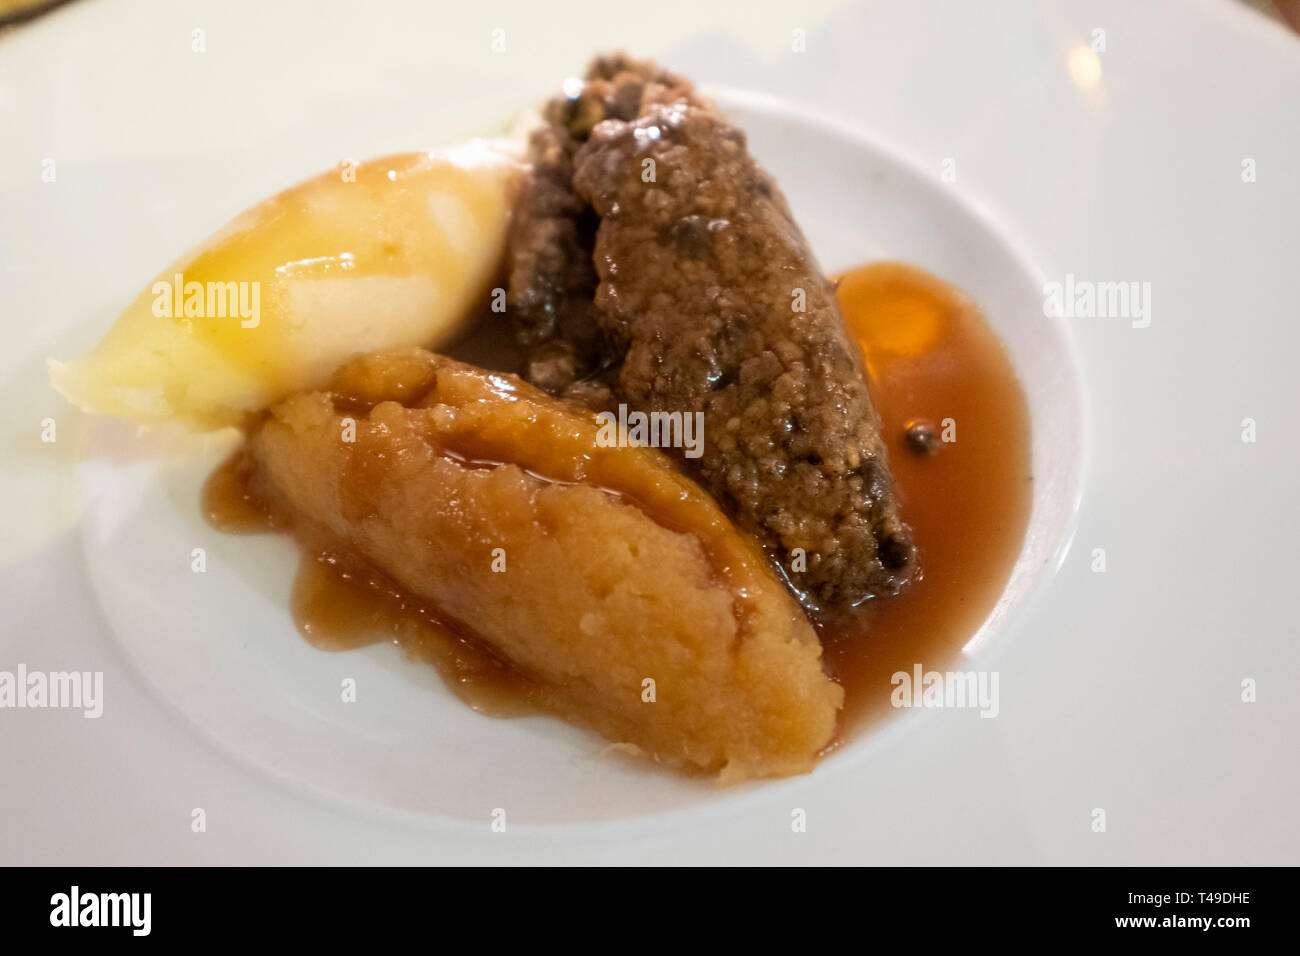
{"left": 506, "top": 54, "right": 699, "bottom": 395}
{"left": 506, "top": 54, "right": 914, "bottom": 610}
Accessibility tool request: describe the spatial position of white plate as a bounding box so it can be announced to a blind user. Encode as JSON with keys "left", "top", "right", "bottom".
{"left": 2, "top": 0, "right": 1296, "bottom": 863}
{"left": 73, "top": 91, "right": 1085, "bottom": 827}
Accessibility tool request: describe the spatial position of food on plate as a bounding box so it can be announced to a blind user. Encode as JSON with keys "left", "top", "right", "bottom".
{"left": 50, "top": 142, "right": 522, "bottom": 430}
{"left": 50, "top": 50, "right": 1034, "bottom": 783}
{"left": 245, "top": 349, "right": 841, "bottom": 779}
{"left": 506, "top": 54, "right": 913, "bottom": 612}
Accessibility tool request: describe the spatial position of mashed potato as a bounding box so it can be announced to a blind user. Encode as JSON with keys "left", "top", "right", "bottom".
{"left": 49, "top": 142, "right": 523, "bottom": 430}
{"left": 250, "top": 349, "right": 842, "bottom": 780}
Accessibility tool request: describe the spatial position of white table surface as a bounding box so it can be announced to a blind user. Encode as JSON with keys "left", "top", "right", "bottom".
{"left": 0, "top": 0, "right": 1296, "bottom": 864}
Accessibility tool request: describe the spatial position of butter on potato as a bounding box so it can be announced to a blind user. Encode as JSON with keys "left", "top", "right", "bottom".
{"left": 49, "top": 141, "right": 523, "bottom": 430}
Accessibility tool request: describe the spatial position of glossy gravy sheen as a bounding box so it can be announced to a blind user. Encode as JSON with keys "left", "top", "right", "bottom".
{"left": 825, "top": 261, "right": 1032, "bottom": 735}
{"left": 202, "top": 260, "right": 1032, "bottom": 741}
{"left": 203, "top": 448, "right": 544, "bottom": 716}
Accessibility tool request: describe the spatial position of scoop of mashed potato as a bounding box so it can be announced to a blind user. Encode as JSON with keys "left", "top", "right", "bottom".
{"left": 49, "top": 141, "right": 523, "bottom": 430}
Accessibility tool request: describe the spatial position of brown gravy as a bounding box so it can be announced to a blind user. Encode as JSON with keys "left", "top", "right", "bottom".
{"left": 824, "top": 261, "right": 1032, "bottom": 736}
{"left": 202, "top": 453, "right": 544, "bottom": 717}
{"left": 202, "top": 260, "right": 1032, "bottom": 745}
{"left": 292, "top": 549, "right": 542, "bottom": 716}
